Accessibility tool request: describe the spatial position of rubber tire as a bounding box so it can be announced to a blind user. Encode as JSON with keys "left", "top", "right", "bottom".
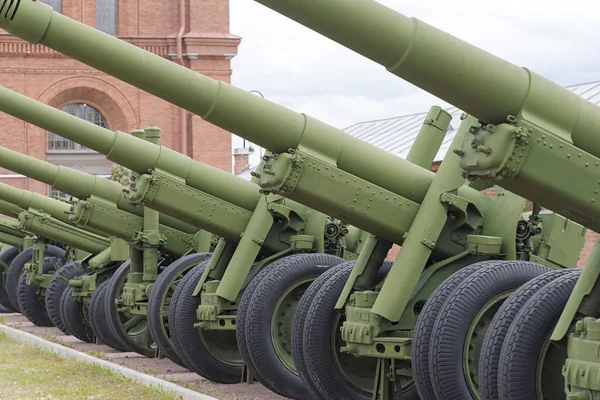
{"left": 412, "top": 260, "right": 501, "bottom": 399}
{"left": 45, "top": 261, "right": 84, "bottom": 334}
{"left": 235, "top": 260, "right": 283, "bottom": 393}
{"left": 171, "top": 260, "right": 244, "bottom": 382}
{"left": 291, "top": 261, "right": 355, "bottom": 399}
{"left": 17, "top": 257, "right": 62, "bottom": 327}
{"left": 169, "top": 261, "right": 210, "bottom": 366}
{"left": 104, "top": 261, "right": 156, "bottom": 357}
{"left": 60, "top": 286, "right": 94, "bottom": 343}
{"left": 430, "top": 261, "right": 550, "bottom": 400}
{"left": 0, "top": 246, "right": 20, "bottom": 312}
{"left": 168, "top": 261, "right": 209, "bottom": 363}
{"left": 302, "top": 261, "right": 419, "bottom": 400}
{"left": 497, "top": 269, "right": 581, "bottom": 399}
{"left": 0, "top": 304, "right": 10, "bottom": 313}
{"left": 147, "top": 252, "right": 212, "bottom": 367}
{"left": 293, "top": 260, "right": 393, "bottom": 400}
{"left": 6, "top": 245, "right": 65, "bottom": 312}
{"left": 89, "top": 280, "right": 130, "bottom": 352}
{"left": 239, "top": 253, "right": 344, "bottom": 399}
{"left": 478, "top": 268, "right": 574, "bottom": 400}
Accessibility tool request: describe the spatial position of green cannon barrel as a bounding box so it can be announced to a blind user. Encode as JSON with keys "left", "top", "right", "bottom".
{"left": 0, "top": 215, "right": 27, "bottom": 239}
{"left": 0, "top": 84, "right": 465, "bottom": 242}
{"left": 0, "top": 184, "right": 110, "bottom": 254}
{"left": 0, "top": 0, "right": 433, "bottom": 205}
{"left": 0, "top": 216, "right": 27, "bottom": 248}
{"left": 0, "top": 181, "right": 111, "bottom": 238}
{"left": 0, "top": 181, "right": 73, "bottom": 225}
{"left": 0, "top": 0, "right": 494, "bottom": 243}
{"left": 250, "top": 0, "right": 600, "bottom": 233}
{"left": 253, "top": 0, "right": 600, "bottom": 161}
{"left": 0, "top": 199, "right": 25, "bottom": 218}
{"left": 0, "top": 168, "right": 198, "bottom": 257}
{"left": 17, "top": 207, "right": 110, "bottom": 255}
{"left": 0, "top": 108, "right": 260, "bottom": 241}
{"left": 0, "top": 146, "right": 197, "bottom": 235}
{"left": 0, "top": 202, "right": 29, "bottom": 247}
{"left": 0, "top": 234, "right": 24, "bottom": 249}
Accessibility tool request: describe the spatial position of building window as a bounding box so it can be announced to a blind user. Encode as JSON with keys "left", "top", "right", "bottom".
{"left": 41, "top": 0, "right": 62, "bottom": 13}
{"left": 48, "top": 104, "right": 108, "bottom": 151}
{"left": 49, "top": 187, "right": 69, "bottom": 199}
{"left": 97, "top": 0, "right": 118, "bottom": 36}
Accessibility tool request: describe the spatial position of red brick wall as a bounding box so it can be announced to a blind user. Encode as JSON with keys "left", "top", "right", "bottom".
{"left": 385, "top": 163, "right": 597, "bottom": 267}
{"left": 578, "top": 231, "right": 599, "bottom": 267}
{"left": 233, "top": 153, "right": 250, "bottom": 175}
{"left": 0, "top": 0, "right": 239, "bottom": 194}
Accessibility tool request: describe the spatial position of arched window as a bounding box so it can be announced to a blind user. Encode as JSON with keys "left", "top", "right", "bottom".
{"left": 47, "top": 104, "right": 111, "bottom": 196}
{"left": 97, "top": 0, "right": 118, "bottom": 36}
{"left": 41, "top": 0, "right": 62, "bottom": 13}
{"left": 48, "top": 104, "right": 108, "bottom": 151}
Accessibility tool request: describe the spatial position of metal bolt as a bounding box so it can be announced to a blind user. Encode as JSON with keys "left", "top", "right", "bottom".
{"left": 476, "top": 145, "right": 492, "bottom": 155}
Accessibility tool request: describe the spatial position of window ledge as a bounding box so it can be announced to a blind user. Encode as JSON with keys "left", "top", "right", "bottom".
{"left": 47, "top": 149, "right": 97, "bottom": 154}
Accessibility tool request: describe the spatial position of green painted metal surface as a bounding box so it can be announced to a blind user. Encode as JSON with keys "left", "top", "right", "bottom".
{"left": 0, "top": 3, "right": 498, "bottom": 248}
{"left": 0, "top": 146, "right": 197, "bottom": 235}
{"left": 17, "top": 208, "right": 109, "bottom": 255}
{"left": 0, "top": 1, "right": 593, "bottom": 396}
{"left": 245, "top": 0, "right": 600, "bottom": 396}
{"left": 0, "top": 0, "right": 431, "bottom": 205}
{"left": 0, "top": 216, "right": 25, "bottom": 238}
{"left": 457, "top": 119, "right": 600, "bottom": 233}
{"left": 0, "top": 85, "right": 366, "bottom": 305}
{"left": 214, "top": 196, "right": 274, "bottom": 301}
{"left": 127, "top": 170, "right": 253, "bottom": 242}
{"left": 0, "top": 231, "right": 24, "bottom": 249}
{"left": 405, "top": 106, "right": 451, "bottom": 169}
{"left": 254, "top": 0, "right": 600, "bottom": 158}
{"left": 565, "top": 316, "right": 600, "bottom": 396}
{"left": 0, "top": 147, "right": 201, "bottom": 258}
{"left": 68, "top": 198, "right": 195, "bottom": 257}
{"left": 370, "top": 115, "right": 472, "bottom": 321}
{"left": 0, "top": 181, "right": 73, "bottom": 226}
{"left": 0, "top": 199, "right": 25, "bottom": 218}
{"left": 252, "top": 0, "right": 600, "bottom": 234}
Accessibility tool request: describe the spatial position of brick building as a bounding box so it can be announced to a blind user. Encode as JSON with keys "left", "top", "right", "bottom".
{"left": 0, "top": 0, "right": 240, "bottom": 195}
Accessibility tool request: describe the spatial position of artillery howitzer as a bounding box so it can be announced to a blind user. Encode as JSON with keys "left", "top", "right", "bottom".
{"left": 0, "top": 2, "right": 589, "bottom": 398}
{"left": 0, "top": 199, "right": 31, "bottom": 250}
{"left": 0, "top": 87, "right": 369, "bottom": 379}
{"left": 0, "top": 214, "right": 28, "bottom": 249}
{"left": 250, "top": 0, "right": 600, "bottom": 398}
{"left": 0, "top": 131, "right": 219, "bottom": 358}
{"left": 0, "top": 172, "right": 204, "bottom": 355}
{"left": 0, "top": 209, "right": 32, "bottom": 313}
{"left": 0, "top": 181, "right": 114, "bottom": 329}
{"left": 0, "top": 168, "right": 209, "bottom": 353}
{"left": 0, "top": 192, "right": 100, "bottom": 320}
{"left": 0, "top": 225, "right": 22, "bottom": 315}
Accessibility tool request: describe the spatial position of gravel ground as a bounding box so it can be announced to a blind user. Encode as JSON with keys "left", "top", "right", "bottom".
{"left": 0, "top": 314, "right": 288, "bottom": 400}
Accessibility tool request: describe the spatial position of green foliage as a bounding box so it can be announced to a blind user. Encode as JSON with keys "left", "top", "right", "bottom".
{"left": 109, "top": 163, "right": 133, "bottom": 187}
{"left": 85, "top": 350, "right": 107, "bottom": 360}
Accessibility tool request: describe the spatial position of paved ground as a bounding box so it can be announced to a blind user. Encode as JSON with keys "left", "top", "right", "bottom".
{"left": 0, "top": 313, "right": 288, "bottom": 400}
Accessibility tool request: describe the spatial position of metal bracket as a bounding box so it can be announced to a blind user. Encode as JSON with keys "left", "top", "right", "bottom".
{"left": 254, "top": 151, "right": 305, "bottom": 194}
{"left": 133, "top": 229, "right": 166, "bottom": 247}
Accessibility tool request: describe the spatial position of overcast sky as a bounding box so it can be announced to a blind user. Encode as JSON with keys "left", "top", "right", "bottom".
{"left": 229, "top": 0, "right": 600, "bottom": 160}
